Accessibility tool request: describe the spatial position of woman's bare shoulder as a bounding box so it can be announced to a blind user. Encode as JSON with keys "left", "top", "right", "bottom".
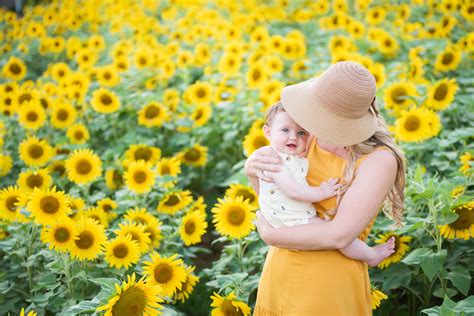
{"left": 358, "top": 149, "right": 398, "bottom": 176}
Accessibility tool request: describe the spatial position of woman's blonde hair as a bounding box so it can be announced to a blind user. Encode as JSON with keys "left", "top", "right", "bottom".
{"left": 337, "top": 101, "right": 406, "bottom": 227}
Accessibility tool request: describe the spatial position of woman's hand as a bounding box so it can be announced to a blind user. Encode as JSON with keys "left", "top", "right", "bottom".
{"left": 244, "top": 146, "right": 282, "bottom": 183}
{"left": 254, "top": 211, "right": 275, "bottom": 245}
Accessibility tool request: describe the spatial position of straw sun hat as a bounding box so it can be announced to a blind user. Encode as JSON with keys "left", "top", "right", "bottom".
{"left": 281, "top": 61, "right": 378, "bottom": 146}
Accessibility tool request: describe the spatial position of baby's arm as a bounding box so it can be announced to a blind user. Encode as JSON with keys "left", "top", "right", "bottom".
{"left": 264, "top": 165, "right": 340, "bottom": 202}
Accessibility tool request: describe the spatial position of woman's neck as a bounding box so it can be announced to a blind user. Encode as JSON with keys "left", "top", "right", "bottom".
{"left": 317, "top": 139, "right": 348, "bottom": 159}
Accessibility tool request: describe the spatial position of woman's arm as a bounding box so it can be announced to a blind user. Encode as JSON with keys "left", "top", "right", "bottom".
{"left": 244, "top": 146, "right": 283, "bottom": 195}
{"left": 255, "top": 150, "right": 398, "bottom": 250}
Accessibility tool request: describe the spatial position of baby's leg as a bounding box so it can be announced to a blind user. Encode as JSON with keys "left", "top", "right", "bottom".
{"left": 339, "top": 237, "right": 396, "bottom": 267}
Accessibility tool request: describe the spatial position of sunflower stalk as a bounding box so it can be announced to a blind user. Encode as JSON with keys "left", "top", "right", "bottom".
{"left": 62, "top": 253, "right": 73, "bottom": 297}
{"left": 26, "top": 223, "right": 37, "bottom": 295}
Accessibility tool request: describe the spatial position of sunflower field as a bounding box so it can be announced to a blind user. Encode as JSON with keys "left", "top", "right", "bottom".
{"left": 0, "top": 0, "right": 473, "bottom": 315}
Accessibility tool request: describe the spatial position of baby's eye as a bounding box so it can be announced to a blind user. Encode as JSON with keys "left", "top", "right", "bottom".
{"left": 282, "top": 128, "right": 289, "bottom": 132}
{"left": 297, "top": 131, "right": 307, "bottom": 136}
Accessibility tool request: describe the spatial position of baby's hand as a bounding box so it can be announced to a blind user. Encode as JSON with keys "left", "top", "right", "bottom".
{"left": 317, "top": 178, "right": 341, "bottom": 200}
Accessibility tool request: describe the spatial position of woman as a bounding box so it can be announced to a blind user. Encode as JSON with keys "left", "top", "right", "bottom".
{"left": 245, "top": 61, "right": 406, "bottom": 315}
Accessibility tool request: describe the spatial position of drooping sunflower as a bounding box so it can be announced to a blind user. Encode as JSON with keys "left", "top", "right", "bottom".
{"left": 394, "top": 107, "right": 435, "bottom": 142}
{"left": 157, "top": 190, "right": 193, "bottom": 214}
{"left": 97, "top": 273, "right": 163, "bottom": 316}
{"left": 27, "top": 186, "right": 71, "bottom": 225}
{"left": 191, "top": 104, "right": 212, "bottom": 127}
{"left": 137, "top": 101, "right": 169, "bottom": 128}
{"left": 124, "top": 160, "right": 157, "bottom": 194}
{"left": 91, "top": 88, "right": 121, "bottom": 114}
{"left": 0, "top": 186, "right": 26, "bottom": 222}
{"left": 425, "top": 78, "right": 458, "bottom": 111}
{"left": 105, "top": 168, "right": 124, "bottom": 190}
{"left": 97, "top": 198, "right": 118, "bottom": 220}
{"left": 371, "top": 287, "right": 388, "bottom": 310}
{"left": 439, "top": 202, "right": 473, "bottom": 240}
{"left": 174, "top": 265, "right": 199, "bottom": 303}
{"left": 123, "top": 144, "right": 162, "bottom": 167}
{"left": 179, "top": 211, "right": 208, "bottom": 246}
{"left": 156, "top": 157, "right": 181, "bottom": 177}
{"left": 18, "top": 100, "right": 46, "bottom": 130}
{"left": 50, "top": 101, "right": 77, "bottom": 129}
{"left": 210, "top": 291, "right": 251, "bottom": 316}
{"left": 70, "top": 217, "right": 107, "bottom": 261}
{"left": 65, "top": 148, "right": 102, "bottom": 184}
{"left": 18, "top": 136, "right": 54, "bottom": 167}
{"left": 375, "top": 233, "right": 412, "bottom": 269}
{"left": 383, "top": 82, "right": 418, "bottom": 112}
{"left": 143, "top": 252, "right": 187, "bottom": 297}
{"left": 40, "top": 217, "right": 77, "bottom": 253}
{"left": 17, "top": 168, "right": 52, "bottom": 192}
{"left": 212, "top": 196, "right": 256, "bottom": 239}
{"left": 242, "top": 128, "right": 270, "bottom": 157}
{"left": 2, "top": 56, "right": 27, "bottom": 81}
{"left": 66, "top": 123, "right": 90, "bottom": 144}
{"left": 178, "top": 144, "right": 208, "bottom": 167}
{"left": 225, "top": 183, "right": 258, "bottom": 208}
{"left": 114, "top": 221, "right": 151, "bottom": 254}
{"left": 434, "top": 47, "right": 462, "bottom": 72}
{"left": 104, "top": 234, "right": 141, "bottom": 269}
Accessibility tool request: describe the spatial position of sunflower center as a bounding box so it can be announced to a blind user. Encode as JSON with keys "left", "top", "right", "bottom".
{"left": 450, "top": 206, "right": 473, "bottom": 230}
{"left": 113, "top": 171, "right": 123, "bottom": 186}
{"left": 102, "top": 204, "right": 113, "bottom": 212}
{"left": 384, "top": 39, "right": 392, "bottom": 47}
{"left": 76, "top": 159, "right": 92, "bottom": 174}
{"left": 221, "top": 301, "right": 245, "bottom": 316}
{"left": 236, "top": 189, "right": 255, "bottom": 203}
{"left": 53, "top": 163, "right": 66, "bottom": 175}
{"left": 133, "top": 170, "right": 147, "bottom": 184}
{"left": 194, "top": 110, "right": 203, "bottom": 120}
{"left": 161, "top": 165, "right": 171, "bottom": 175}
{"left": 57, "top": 109, "right": 69, "bottom": 121}
{"left": 9, "top": 62, "right": 22, "bottom": 74}
{"left": 442, "top": 53, "right": 453, "bottom": 65}
{"left": 104, "top": 72, "right": 111, "bottom": 80}
{"left": 134, "top": 148, "right": 152, "bottom": 161}
{"left": 40, "top": 196, "right": 60, "bottom": 214}
{"left": 145, "top": 228, "right": 155, "bottom": 242}
{"left": 27, "top": 174, "right": 44, "bottom": 188}
{"left": 27, "top": 111, "right": 39, "bottom": 122}
{"left": 184, "top": 148, "right": 200, "bottom": 161}
{"left": 139, "top": 57, "right": 147, "bottom": 65}
{"left": 404, "top": 115, "right": 421, "bottom": 132}
{"left": 129, "top": 232, "right": 141, "bottom": 244}
{"left": 28, "top": 144, "right": 44, "bottom": 159}
{"left": 165, "top": 194, "right": 179, "bottom": 206}
{"left": 391, "top": 88, "right": 407, "bottom": 104}
{"left": 54, "top": 227, "right": 71, "bottom": 243}
{"left": 145, "top": 105, "right": 160, "bottom": 118}
{"left": 252, "top": 69, "right": 261, "bottom": 81}
{"left": 19, "top": 93, "right": 32, "bottom": 104}
{"left": 227, "top": 206, "right": 245, "bottom": 226}
{"left": 74, "top": 131, "right": 84, "bottom": 140}
{"left": 111, "top": 286, "right": 147, "bottom": 316}
{"left": 101, "top": 94, "right": 113, "bottom": 105}
{"left": 113, "top": 244, "right": 129, "bottom": 258}
{"left": 6, "top": 196, "right": 19, "bottom": 212}
{"left": 75, "top": 230, "right": 94, "bottom": 249}
{"left": 434, "top": 84, "right": 448, "bottom": 101}
{"left": 184, "top": 221, "right": 196, "bottom": 234}
{"left": 154, "top": 263, "right": 173, "bottom": 283}
{"left": 253, "top": 135, "right": 268, "bottom": 149}
{"left": 196, "top": 88, "right": 206, "bottom": 99}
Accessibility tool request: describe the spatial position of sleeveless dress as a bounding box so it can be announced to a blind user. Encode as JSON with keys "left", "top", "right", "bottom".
{"left": 253, "top": 138, "right": 385, "bottom": 316}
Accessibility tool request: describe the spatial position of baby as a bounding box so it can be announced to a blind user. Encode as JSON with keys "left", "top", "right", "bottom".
{"left": 258, "top": 102, "right": 395, "bottom": 266}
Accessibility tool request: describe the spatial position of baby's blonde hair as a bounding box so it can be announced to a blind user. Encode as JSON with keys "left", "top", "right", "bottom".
{"left": 264, "top": 102, "right": 285, "bottom": 126}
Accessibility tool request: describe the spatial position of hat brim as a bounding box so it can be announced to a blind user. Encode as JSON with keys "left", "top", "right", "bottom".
{"left": 281, "top": 77, "right": 377, "bottom": 146}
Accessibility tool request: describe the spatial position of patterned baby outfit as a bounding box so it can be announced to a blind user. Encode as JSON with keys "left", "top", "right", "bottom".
{"left": 258, "top": 151, "right": 316, "bottom": 228}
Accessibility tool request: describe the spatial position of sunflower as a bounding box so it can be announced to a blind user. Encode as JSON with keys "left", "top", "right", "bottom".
{"left": 157, "top": 190, "right": 193, "bottom": 214}
{"left": 0, "top": 94, "right": 17, "bottom": 116}
{"left": 18, "top": 136, "right": 54, "bottom": 167}
{"left": 377, "top": 33, "right": 399, "bottom": 56}
{"left": 225, "top": 183, "right": 258, "bottom": 208}
{"left": 51, "top": 101, "right": 77, "bottom": 129}
{"left": 81, "top": 207, "right": 109, "bottom": 228}
{"left": 186, "top": 81, "right": 213, "bottom": 106}
{"left": 18, "top": 100, "right": 46, "bottom": 130}
{"left": 17, "top": 168, "right": 52, "bottom": 192}
{"left": 91, "top": 88, "right": 121, "bottom": 114}
{"left": 75, "top": 48, "right": 98, "bottom": 69}
{"left": 27, "top": 186, "right": 71, "bottom": 225}
{"left": 124, "top": 160, "right": 157, "bottom": 194}
{"left": 371, "top": 287, "right": 388, "bottom": 310}
{"left": 134, "top": 47, "right": 155, "bottom": 69}
{"left": 137, "top": 101, "right": 169, "bottom": 128}
{"left": 375, "top": 233, "right": 412, "bottom": 269}
{"left": 210, "top": 291, "right": 251, "bottom": 316}
{"left": 188, "top": 196, "right": 207, "bottom": 214}
{"left": 366, "top": 7, "right": 385, "bottom": 25}
{"left": 163, "top": 88, "right": 180, "bottom": 111}
{"left": 65, "top": 148, "right": 102, "bottom": 184}
{"left": 347, "top": 20, "right": 365, "bottom": 39}
{"left": 104, "top": 234, "right": 141, "bottom": 269}
{"left": 70, "top": 217, "right": 106, "bottom": 261}
{"left": 439, "top": 202, "right": 473, "bottom": 240}
{"left": 394, "top": 107, "right": 436, "bottom": 142}
{"left": 50, "top": 62, "right": 70, "bottom": 82}
{"left": 40, "top": 217, "right": 77, "bottom": 253}
{"left": 174, "top": 265, "right": 199, "bottom": 303}
{"left": 451, "top": 186, "right": 466, "bottom": 199}
{"left": 246, "top": 62, "right": 269, "bottom": 88}
{"left": 97, "top": 273, "right": 163, "bottom": 316}
{"left": 66, "top": 123, "right": 90, "bottom": 144}
{"left": 124, "top": 144, "right": 162, "bottom": 167}
{"left": 179, "top": 211, "right": 208, "bottom": 246}
{"left": 383, "top": 82, "right": 418, "bottom": 112}
{"left": 368, "top": 63, "right": 386, "bottom": 88}
{"left": 434, "top": 47, "right": 462, "bottom": 72}
{"left": 212, "top": 196, "right": 256, "bottom": 239}
{"left": 115, "top": 221, "right": 151, "bottom": 254}
{"left": 156, "top": 157, "right": 181, "bottom": 177}
{"left": 425, "top": 78, "right": 458, "bottom": 111}
{"left": 242, "top": 128, "right": 270, "bottom": 157}
{"left": 0, "top": 186, "right": 26, "bottom": 222}
{"left": 459, "top": 152, "right": 473, "bottom": 175}
{"left": 97, "top": 198, "right": 118, "bottom": 220}
{"left": 2, "top": 56, "right": 27, "bottom": 81}
{"left": 178, "top": 144, "right": 208, "bottom": 167}
{"left": 49, "top": 160, "right": 66, "bottom": 177}
{"left": 143, "top": 252, "right": 187, "bottom": 297}
{"left": 218, "top": 52, "right": 242, "bottom": 76}
{"left": 19, "top": 308, "right": 37, "bottom": 316}
{"left": 191, "top": 104, "right": 212, "bottom": 127}
{"left": 105, "top": 168, "right": 124, "bottom": 190}
{"left": 96, "top": 65, "right": 121, "bottom": 87}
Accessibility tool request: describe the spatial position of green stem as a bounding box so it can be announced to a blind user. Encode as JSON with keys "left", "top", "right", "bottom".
{"left": 26, "top": 223, "right": 37, "bottom": 295}
{"left": 63, "top": 254, "right": 73, "bottom": 297}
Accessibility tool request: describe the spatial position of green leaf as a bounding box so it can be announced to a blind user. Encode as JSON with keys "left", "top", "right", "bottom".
{"left": 419, "top": 249, "right": 447, "bottom": 281}
{"left": 65, "top": 300, "right": 98, "bottom": 314}
{"left": 446, "top": 265, "right": 471, "bottom": 296}
{"left": 453, "top": 296, "right": 474, "bottom": 314}
{"left": 401, "top": 248, "right": 431, "bottom": 265}
{"left": 381, "top": 263, "right": 412, "bottom": 290}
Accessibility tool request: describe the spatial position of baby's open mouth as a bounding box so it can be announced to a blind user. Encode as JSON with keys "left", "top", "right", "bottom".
{"left": 286, "top": 144, "right": 297, "bottom": 149}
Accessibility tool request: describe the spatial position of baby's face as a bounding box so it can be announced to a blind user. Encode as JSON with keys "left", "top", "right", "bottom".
{"left": 264, "top": 111, "right": 310, "bottom": 155}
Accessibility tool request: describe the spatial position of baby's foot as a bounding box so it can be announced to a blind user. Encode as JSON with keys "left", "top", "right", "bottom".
{"left": 367, "top": 237, "right": 396, "bottom": 267}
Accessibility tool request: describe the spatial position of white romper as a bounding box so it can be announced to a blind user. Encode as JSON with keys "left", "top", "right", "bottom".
{"left": 258, "top": 151, "right": 316, "bottom": 228}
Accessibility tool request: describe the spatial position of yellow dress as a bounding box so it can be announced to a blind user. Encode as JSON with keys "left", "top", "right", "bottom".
{"left": 254, "top": 138, "right": 383, "bottom": 316}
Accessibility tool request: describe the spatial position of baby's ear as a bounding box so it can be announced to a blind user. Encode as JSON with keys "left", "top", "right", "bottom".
{"left": 263, "top": 125, "right": 271, "bottom": 139}
{"left": 301, "top": 136, "right": 314, "bottom": 157}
